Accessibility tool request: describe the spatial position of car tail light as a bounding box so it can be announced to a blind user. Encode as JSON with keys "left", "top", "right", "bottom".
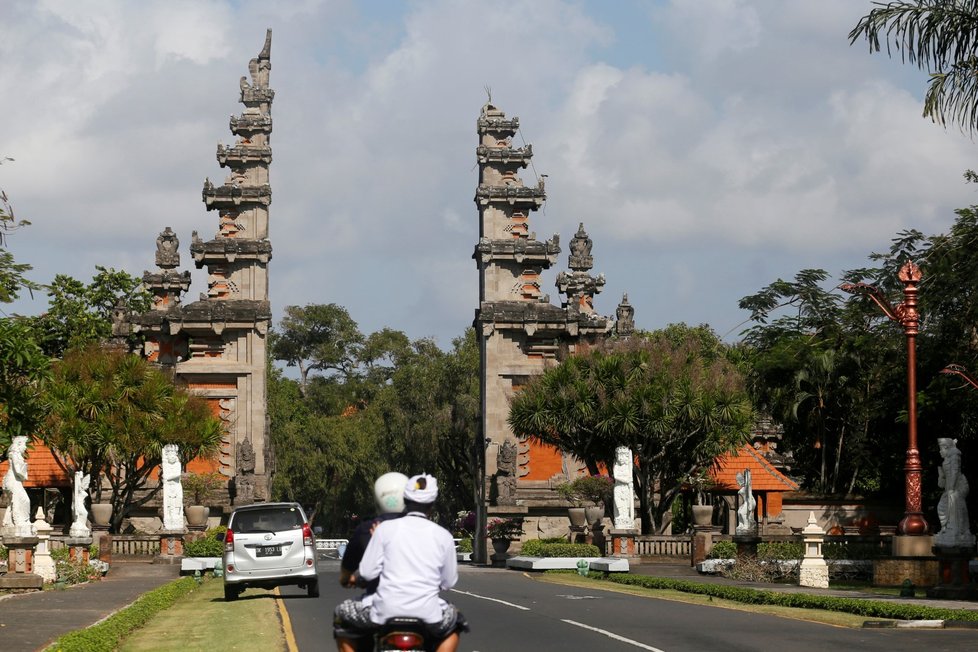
{"left": 380, "top": 632, "right": 425, "bottom": 650}
{"left": 302, "top": 523, "right": 314, "bottom": 547}
{"left": 224, "top": 528, "right": 234, "bottom": 553}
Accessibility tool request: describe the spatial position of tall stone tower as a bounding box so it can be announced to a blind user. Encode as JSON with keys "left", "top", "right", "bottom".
{"left": 473, "top": 103, "right": 622, "bottom": 554}
{"left": 133, "top": 31, "right": 275, "bottom": 503}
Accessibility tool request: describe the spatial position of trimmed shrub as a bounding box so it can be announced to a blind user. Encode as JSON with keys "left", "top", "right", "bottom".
{"left": 757, "top": 542, "right": 803, "bottom": 560}
{"left": 520, "top": 540, "right": 601, "bottom": 558}
{"left": 184, "top": 525, "right": 227, "bottom": 557}
{"left": 456, "top": 538, "right": 473, "bottom": 553}
{"left": 706, "top": 540, "right": 736, "bottom": 559}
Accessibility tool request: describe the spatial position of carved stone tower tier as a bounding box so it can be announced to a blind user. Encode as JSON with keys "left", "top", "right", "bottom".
{"left": 133, "top": 30, "right": 275, "bottom": 504}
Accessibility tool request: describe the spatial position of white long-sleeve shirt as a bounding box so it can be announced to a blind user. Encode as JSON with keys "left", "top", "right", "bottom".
{"left": 358, "top": 512, "right": 458, "bottom": 624}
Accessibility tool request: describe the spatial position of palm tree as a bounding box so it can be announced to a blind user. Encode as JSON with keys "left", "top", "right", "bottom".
{"left": 850, "top": 1, "right": 978, "bottom": 134}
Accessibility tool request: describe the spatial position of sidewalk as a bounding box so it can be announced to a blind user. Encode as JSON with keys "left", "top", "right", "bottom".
{"left": 0, "top": 560, "right": 180, "bottom": 652}
{"left": 628, "top": 561, "right": 978, "bottom": 614}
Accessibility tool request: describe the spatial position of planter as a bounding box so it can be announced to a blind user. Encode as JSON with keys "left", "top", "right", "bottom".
{"left": 585, "top": 505, "right": 605, "bottom": 528}
{"left": 186, "top": 505, "right": 210, "bottom": 527}
{"left": 568, "top": 507, "right": 587, "bottom": 528}
{"left": 90, "top": 503, "right": 112, "bottom": 527}
{"left": 692, "top": 505, "right": 713, "bottom": 527}
{"left": 491, "top": 538, "right": 511, "bottom": 556}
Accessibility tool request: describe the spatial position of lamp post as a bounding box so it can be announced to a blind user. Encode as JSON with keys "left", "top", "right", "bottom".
{"left": 840, "top": 261, "right": 928, "bottom": 535}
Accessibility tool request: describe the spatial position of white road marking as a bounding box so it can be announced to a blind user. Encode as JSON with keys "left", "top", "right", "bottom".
{"left": 561, "top": 619, "right": 666, "bottom": 652}
{"left": 556, "top": 594, "right": 599, "bottom": 600}
{"left": 449, "top": 589, "right": 531, "bottom": 611}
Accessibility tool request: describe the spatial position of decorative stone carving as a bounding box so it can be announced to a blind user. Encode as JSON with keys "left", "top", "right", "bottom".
{"left": 567, "top": 223, "right": 593, "bottom": 271}
{"left": 233, "top": 437, "right": 257, "bottom": 505}
{"left": 612, "top": 446, "right": 635, "bottom": 530}
{"left": 155, "top": 227, "right": 180, "bottom": 269}
{"left": 69, "top": 471, "right": 92, "bottom": 538}
{"left": 495, "top": 440, "right": 519, "bottom": 506}
{"left": 2, "top": 436, "right": 34, "bottom": 537}
{"left": 615, "top": 294, "right": 635, "bottom": 336}
{"left": 736, "top": 468, "right": 757, "bottom": 534}
{"left": 161, "top": 444, "right": 184, "bottom": 531}
{"left": 935, "top": 437, "right": 974, "bottom": 548}
{"left": 799, "top": 511, "right": 829, "bottom": 589}
{"left": 32, "top": 507, "right": 57, "bottom": 582}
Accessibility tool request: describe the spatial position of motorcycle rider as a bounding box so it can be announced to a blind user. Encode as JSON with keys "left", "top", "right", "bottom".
{"left": 334, "top": 473, "right": 463, "bottom": 652}
{"left": 338, "top": 472, "right": 408, "bottom": 591}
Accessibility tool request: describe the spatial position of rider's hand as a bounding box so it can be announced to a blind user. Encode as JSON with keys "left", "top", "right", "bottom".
{"left": 344, "top": 572, "right": 358, "bottom": 588}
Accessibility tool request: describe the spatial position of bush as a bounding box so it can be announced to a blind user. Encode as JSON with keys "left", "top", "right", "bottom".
{"left": 520, "top": 540, "right": 601, "bottom": 558}
{"left": 707, "top": 540, "right": 736, "bottom": 559}
{"left": 555, "top": 475, "right": 613, "bottom": 506}
{"left": 456, "top": 538, "right": 473, "bottom": 553}
{"left": 0, "top": 545, "right": 7, "bottom": 561}
{"left": 56, "top": 558, "right": 103, "bottom": 585}
{"left": 44, "top": 577, "right": 199, "bottom": 651}
{"left": 757, "top": 542, "right": 803, "bottom": 560}
{"left": 182, "top": 471, "right": 225, "bottom": 506}
{"left": 486, "top": 518, "right": 522, "bottom": 539}
{"left": 184, "top": 525, "right": 228, "bottom": 557}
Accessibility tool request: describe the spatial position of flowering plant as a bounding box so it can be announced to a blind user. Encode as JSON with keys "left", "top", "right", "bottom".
{"left": 486, "top": 517, "right": 523, "bottom": 539}
{"left": 454, "top": 510, "right": 476, "bottom": 538}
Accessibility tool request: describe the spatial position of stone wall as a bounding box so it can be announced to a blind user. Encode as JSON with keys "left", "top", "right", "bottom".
{"left": 873, "top": 557, "right": 939, "bottom": 587}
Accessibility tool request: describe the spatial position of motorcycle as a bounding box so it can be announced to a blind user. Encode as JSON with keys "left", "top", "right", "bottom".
{"left": 373, "top": 615, "right": 468, "bottom": 652}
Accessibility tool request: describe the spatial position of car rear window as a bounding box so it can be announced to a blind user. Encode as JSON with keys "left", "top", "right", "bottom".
{"left": 231, "top": 506, "right": 304, "bottom": 533}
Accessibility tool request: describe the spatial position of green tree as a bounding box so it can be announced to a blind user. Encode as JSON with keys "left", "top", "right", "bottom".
{"left": 270, "top": 304, "right": 364, "bottom": 393}
{"left": 0, "top": 318, "right": 49, "bottom": 455}
{"left": 42, "top": 345, "right": 223, "bottom": 532}
{"left": 850, "top": 0, "right": 978, "bottom": 133}
{"left": 30, "top": 267, "right": 150, "bottom": 357}
{"left": 510, "top": 325, "right": 754, "bottom": 534}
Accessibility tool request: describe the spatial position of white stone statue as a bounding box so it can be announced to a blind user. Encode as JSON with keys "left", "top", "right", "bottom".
{"left": 735, "top": 468, "right": 756, "bottom": 534}
{"left": 2, "top": 435, "right": 34, "bottom": 537}
{"left": 69, "top": 471, "right": 92, "bottom": 538}
{"left": 161, "top": 444, "right": 184, "bottom": 531}
{"left": 935, "top": 438, "right": 974, "bottom": 548}
{"left": 612, "top": 446, "right": 635, "bottom": 529}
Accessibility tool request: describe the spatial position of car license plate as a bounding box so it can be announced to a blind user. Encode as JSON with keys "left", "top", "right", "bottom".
{"left": 256, "top": 545, "right": 281, "bottom": 557}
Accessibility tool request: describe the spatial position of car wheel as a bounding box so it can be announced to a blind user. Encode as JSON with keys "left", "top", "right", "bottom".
{"left": 307, "top": 579, "right": 320, "bottom": 598}
{"left": 224, "top": 584, "right": 239, "bottom": 601}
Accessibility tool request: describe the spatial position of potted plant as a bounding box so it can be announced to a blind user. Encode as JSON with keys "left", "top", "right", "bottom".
{"left": 688, "top": 470, "right": 715, "bottom": 527}
{"left": 486, "top": 517, "right": 523, "bottom": 556}
{"left": 557, "top": 475, "right": 613, "bottom": 527}
{"left": 182, "top": 471, "right": 224, "bottom": 527}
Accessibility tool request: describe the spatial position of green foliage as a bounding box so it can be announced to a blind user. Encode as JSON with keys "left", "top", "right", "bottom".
{"left": 456, "top": 538, "right": 473, "bottom": 553}
{"left": 0, "top": 175, "right": 39, "bottom": 304}
{"left": 757, "top": 541, "right": 804, "bottom": 560}
{"left": 597, "top": 573, "right": 978, "bottom": 622}
{"left": 0, "top": 544, "right": 6, "bottom": 561}
{"left": 707, "top": 540, "right": 737, "bottom": 559}
{"left": 555, "top": 475, "right": 613, "bottom": 506}
{"left": 270, "top": 303, "right": 364, "bottom": 391}
{"left": 29, "top": 267, "right": 150, "bottom": 357}
{"left": 0, "top": 318, "right": 49, "bottom": 454}
{"left": 42, "top": 345, "right": 223, "bottom": 532}
{"left": 850, "top": 1, "right": 978, "bottom": 134}
{"left": 56, "top": 557, "right": 103, "bottom": 585}
{"left": 43, "top": 577, "right": 199, "bottom": 651}
{"left": 510, "top": 324, "right": 753, "bottom": 534}
{"left": 184, "top": 536, "right": 224, "bottom": 558}
{"left": 182, "top": 472, "right": 225, "bottom": 506}
{"left": 520, "top": 540, "right": 601, "bottom": 558}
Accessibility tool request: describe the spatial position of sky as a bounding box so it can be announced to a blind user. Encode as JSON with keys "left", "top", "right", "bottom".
{"left": 2, "top": 0, "right": 977, "bottom": 351}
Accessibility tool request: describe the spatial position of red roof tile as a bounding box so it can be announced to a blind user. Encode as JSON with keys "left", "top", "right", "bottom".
{"left": 710, "top": 445, "right": 798, "bottom": 492}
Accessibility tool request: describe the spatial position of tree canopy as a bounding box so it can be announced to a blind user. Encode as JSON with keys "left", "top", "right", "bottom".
{"left": 509, "top": 324, "right": 754, "bottom": 534}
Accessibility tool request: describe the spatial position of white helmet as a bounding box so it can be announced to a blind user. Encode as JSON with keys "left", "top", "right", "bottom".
{"left": 374, "top": 472, "right": 409, "bottom": 514}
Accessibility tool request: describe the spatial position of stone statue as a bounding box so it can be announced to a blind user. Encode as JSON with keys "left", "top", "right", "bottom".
{"left": 155, "top": 227, "right": 180, "bottom": 269}
{"left": 612, "top": 446, "right": 635, "bottom": 529}
{"left": 567, "top": 223, "right": 594, "bottom": 272}
{"left": 2, "top": 436, "right": 33, "bottom": 537}
{"left": 69, "top": 471, "right": 92, "bottom": 538}
{"left": 495, "top": 440, "right": 519, "bottom": 505}
{"left": 615, "top": 294, "right": 635, "bottom": 336}
{"left": 935, "top": 438, "right": 974, "bottom": 548}
{"left": 161, "top": 444, "right": 184, "bottom": 531}
{"left": 233, "top": 438, "right": 257, "bottom": 505}
{"left": 736, "top": 468, "right": 757, "bottom": 534}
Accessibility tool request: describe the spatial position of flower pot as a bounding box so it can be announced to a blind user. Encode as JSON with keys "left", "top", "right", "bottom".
{"left": 692, "top": 504, "right": 713, "bottom": 527}
{"left": 568, "top": 507, "right": 587, "bottom": 527}
{"left": 585, "top": 505, "right": 605, "bottom": 528}
{"left": 186, "top": 505, "right": 210, "bottom": 527}
{"left": 90, "top": 503, "right": 112, "bottom": 527}
{"left": 491, "top": 538, "right": 511, "bottom": 556}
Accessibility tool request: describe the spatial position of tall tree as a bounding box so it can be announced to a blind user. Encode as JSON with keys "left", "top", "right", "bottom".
{"left": 0, "top": 318, "right": 48, "bottom": 455}
{"left": 42, "top": 345, "right": 223, "bottom": 532}
{"left": 510, "top": 325, "right": 754, "bottom": 534}
{"left": 850, "top": 0, "right": 978, "bottom": 133}
{"left": 270, "top": 303, "right": 364, "bottom": 394}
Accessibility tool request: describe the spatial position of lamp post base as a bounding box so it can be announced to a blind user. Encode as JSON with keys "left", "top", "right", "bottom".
{"left": 897, "top": 512, "right": 929, "bottom": 536}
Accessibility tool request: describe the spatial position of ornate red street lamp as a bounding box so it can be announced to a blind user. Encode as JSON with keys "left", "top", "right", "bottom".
{"left": 940, "top": 363, "right": 978, "bottom": 391}
{"left": 840, "top": 261, "right": 928, "bottom": 536}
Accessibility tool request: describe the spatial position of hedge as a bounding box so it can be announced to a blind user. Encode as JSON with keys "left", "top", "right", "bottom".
{"left": 588, "top": 573, "right": 978, "bottom": 622}
{"left": 520, "top": 540, "right": 601, "bottom": 558}
{"left": 44, "top": 577, "right": 199, "bottom": 651}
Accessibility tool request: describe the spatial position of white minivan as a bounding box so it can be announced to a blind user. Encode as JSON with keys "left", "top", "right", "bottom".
{"left": 222, "top": 502, "right": 319, "bottom": 601}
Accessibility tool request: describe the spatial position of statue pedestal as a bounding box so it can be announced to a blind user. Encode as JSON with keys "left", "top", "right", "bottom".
{"left": 732, "top": 533, "right": 761, "bottom": 558}
{"left": 609, "top": 528, "right": 638, "bottom": 558}
{"left": 65, "top": 537, "right": 95, "bottom": 564}
{"left": 156, "top": 529, "right": 186, "bottom": 563}
{"left": 0, "top": 536, "right": 43, "bottom": 590}
{"left": 892, "top": 534, "right": 934, "bottom": 557}
{"left": 691, "top": 525, "right": 714, "bottom": 565}
{"left": 926, "top": 545, "right": 977, "bottom": 600}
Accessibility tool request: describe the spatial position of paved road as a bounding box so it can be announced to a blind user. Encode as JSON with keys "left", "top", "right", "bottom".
{"left": 281, "top": 561, "right": 978, "bottom": 651}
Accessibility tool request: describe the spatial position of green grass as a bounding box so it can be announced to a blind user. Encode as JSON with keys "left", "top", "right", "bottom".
{"left": 117, "top": 578, "right": 286, "bottom": 652}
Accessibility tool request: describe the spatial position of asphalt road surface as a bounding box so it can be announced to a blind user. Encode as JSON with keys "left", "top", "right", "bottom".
{"left": 280, "top": 561, "right": 978, "bottom": 651}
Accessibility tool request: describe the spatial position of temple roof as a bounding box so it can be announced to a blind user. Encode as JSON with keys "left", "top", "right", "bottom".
{"left": 202, "top": 181, "right": 272, "bottom": 208}
{"left": 230, "top": 112, "right": 272, "bottom": 136}
{"left": 476, "top": 144, "right": 532, "bottom": 167}
{"left": 190, "top": 236, "right": 272, "bottom": 265}
{"left": 217, "top": 143, "right": 272, "bottom": 166}
{"left": 132, "top": 299, "right": 271, "bottom": 332}
{"left": 710, "top": 444, "right": 800, "bottom": 492}
{"left": 475, "top": 183, "right": 545, "bottom": 208}
{"left": 473, "top": 236, "right": 559, "bottom": 265}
